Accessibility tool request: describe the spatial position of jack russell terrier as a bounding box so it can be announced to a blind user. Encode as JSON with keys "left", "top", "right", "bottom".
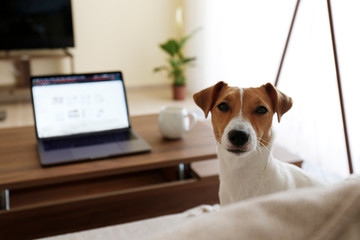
{"left": 193, "top": 81, "right": 324, "bottom": 206}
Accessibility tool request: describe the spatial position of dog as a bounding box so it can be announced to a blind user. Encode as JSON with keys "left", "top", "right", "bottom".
{"left": 193, "top": 81, "right": 324, "bottom": 206}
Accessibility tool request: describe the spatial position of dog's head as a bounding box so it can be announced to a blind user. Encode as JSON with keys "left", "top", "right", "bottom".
{"left": 193, "top": 81, "right": 292, "bottom": 157}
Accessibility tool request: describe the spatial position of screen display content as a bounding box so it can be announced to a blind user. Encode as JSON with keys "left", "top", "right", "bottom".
{"left": 32, "top": 73, "right": 129, "bottom": 138}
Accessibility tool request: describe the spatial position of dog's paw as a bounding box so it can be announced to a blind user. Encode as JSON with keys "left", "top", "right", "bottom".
{"left": 184, "top": 204, "right": 220, "bottom": 217}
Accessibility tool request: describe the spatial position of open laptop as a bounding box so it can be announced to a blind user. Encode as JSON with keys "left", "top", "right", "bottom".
{"left": 30, "top": 71, "right": 152, "bottom": 166}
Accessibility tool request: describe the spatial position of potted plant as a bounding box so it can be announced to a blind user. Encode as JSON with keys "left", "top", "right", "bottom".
{"left": 154, "top": 31, "right": 198, "bottom": 100}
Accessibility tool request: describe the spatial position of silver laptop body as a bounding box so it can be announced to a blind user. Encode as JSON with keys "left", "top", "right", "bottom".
{"left": 30, "top": 71, "right": 151, "bottom": 166}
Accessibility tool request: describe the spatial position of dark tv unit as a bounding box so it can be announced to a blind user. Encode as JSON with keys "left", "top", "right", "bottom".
{"left": 0, "top": 0, "right": 75, "bottom": 51}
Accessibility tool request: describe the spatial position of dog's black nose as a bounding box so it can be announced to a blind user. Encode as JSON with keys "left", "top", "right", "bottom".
{"left": 228, "top": 130, "right": 250, "bottom": 147}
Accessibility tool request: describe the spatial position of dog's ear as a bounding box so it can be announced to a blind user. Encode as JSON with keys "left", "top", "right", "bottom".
{"left": 264, "top": 83, "right": 293, "bottom": 122}
{"left": 193, "top": 81, "right": 228, "bottom": 118}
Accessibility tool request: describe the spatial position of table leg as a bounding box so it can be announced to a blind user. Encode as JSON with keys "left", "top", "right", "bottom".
{"left": 0, "top": 189, "right": 9, "bottom": 210}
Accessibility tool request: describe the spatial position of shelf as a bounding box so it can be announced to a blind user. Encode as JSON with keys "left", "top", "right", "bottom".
{"left": 0, "top": 50, "right": 74, "bottom": 89}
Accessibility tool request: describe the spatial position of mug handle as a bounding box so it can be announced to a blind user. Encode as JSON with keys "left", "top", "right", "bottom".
{"left": 186, "top": 111, "right": 198, "bottom": 131}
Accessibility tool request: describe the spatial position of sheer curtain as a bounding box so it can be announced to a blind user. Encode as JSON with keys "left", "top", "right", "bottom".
{"left": 184, "top": 0, "right": 359, "bottom": 178}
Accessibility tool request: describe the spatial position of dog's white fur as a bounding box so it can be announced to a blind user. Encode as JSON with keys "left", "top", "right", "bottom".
{"left": 194, "top": 82, "right": 325, "bottom": 207}
{"left": 218, "top": 131, "right": 324, "bottom": 205}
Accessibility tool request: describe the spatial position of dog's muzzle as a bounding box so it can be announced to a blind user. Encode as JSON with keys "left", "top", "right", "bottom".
{"left": 226, "top": 130, "right": 251, "bottom": 154}
{"left": 228, "top": 130, "right": 250, "bottom": 147}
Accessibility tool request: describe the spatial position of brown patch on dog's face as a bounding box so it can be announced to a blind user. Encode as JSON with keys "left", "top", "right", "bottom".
{"left": 209, "top": 87, "right": 241, "bottom": 142}
{"left": 242, "top": 87, "right": 274, "bottom": 147}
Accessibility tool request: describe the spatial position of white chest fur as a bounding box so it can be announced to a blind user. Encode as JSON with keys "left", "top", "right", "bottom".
{"left": 217, "top": 143, "right": 324, "bottom": 206}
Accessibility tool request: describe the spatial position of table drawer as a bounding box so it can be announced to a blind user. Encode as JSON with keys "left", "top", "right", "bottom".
{"left": 0, "top": 166, "right": 219, "bottom": 239}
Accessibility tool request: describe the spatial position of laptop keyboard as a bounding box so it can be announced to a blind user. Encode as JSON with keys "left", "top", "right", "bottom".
{"left": 43, "top": 131, "right": 136, "bottom": 151}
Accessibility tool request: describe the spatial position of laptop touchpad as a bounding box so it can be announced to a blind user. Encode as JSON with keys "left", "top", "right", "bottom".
{"left": 71, "top": 143, "right": 122, "bottom": 159}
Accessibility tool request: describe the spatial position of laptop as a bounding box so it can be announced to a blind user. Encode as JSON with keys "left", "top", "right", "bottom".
{"left": 30, "top": 71, "right": 152, "bottom": 166}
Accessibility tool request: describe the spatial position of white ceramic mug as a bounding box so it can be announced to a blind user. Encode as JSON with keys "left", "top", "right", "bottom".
{"left": 158, "top": 106, "right": 198, "bottom": 139}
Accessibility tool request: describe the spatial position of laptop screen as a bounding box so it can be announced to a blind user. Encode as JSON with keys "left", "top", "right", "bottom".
{"left": 31, "top": 72, "right": 130, "bottom": 139}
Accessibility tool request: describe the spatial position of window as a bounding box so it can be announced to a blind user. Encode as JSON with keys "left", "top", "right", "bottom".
{"left": 185, "top": 0, "right": 359, "bottom": 177}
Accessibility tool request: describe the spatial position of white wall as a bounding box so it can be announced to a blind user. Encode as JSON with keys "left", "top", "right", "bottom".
{"left": 0, "top": 0, "right": 180, "bottom": 88}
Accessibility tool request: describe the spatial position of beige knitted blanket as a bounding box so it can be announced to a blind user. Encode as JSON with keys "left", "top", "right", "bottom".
{"left": 153, "top": 175, "right": 360, "bottom": 240}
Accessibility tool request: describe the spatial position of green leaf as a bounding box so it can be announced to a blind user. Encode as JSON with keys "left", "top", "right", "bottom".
{"left": 153, "top": 66, "right": 169, "bottom": 72}
{"left": 160, "top": 39, "right": 179, "bottom": 56}
{"left": 178, "top": 27, "right": 202, "bottom": 49}
{"left": 174, "top": 74, "right": 185, "bottom": 85}
{"left": 178, "top": 36, "right": 191, "bottom": 50}
{"left": 181, "top": 57, "right": 196, "bottom": 64}
{"left": 168, "top": 59, "right": 180, "bottom": 69}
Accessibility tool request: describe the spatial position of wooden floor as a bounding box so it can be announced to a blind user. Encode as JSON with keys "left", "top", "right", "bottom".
{"left": 0, "top": 85, "right": 200, "bottom": 129}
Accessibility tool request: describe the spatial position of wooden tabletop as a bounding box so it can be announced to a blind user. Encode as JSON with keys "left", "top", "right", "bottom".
{"left": 0, "top": 114, "right": 217, "bottom": 190}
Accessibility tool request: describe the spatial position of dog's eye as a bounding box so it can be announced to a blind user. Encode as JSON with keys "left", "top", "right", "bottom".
{"left": 217, "top": 102, "right": 230, "bottom": 112}
{"left": 256, "top": 106, "right": 268, "bottom": 114}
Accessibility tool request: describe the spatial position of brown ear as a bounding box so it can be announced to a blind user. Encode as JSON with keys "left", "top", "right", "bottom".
{"left": 193, "top": 81, "right": 228, "bottom": 118}
{"left": 264, "top": 83, "right": 293, "bottom": 122}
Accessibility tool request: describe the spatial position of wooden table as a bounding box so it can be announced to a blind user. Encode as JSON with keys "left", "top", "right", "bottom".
{"left": 0, "top": 114, "right": 220, "bottom": 239}
{"left": 0, "top": 114, "right": 302, "bottom": 239}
